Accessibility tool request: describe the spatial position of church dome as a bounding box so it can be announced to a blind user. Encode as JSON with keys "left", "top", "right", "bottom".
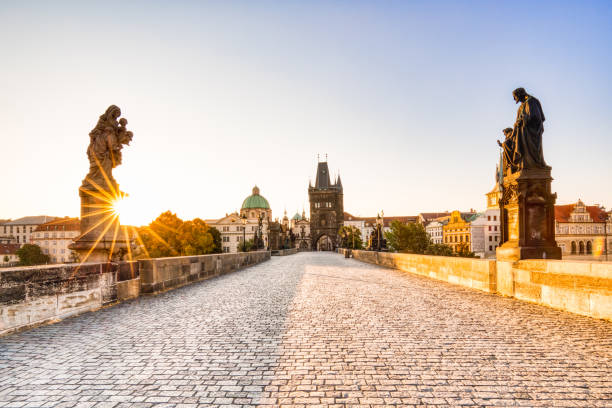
{"left": 292, "top": 212, "right": 302, "bottom": 221}
{"left": 241, "top": 186, "right": 270, "bottom": 210}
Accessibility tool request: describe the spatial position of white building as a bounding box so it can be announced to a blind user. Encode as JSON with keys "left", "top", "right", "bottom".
{"left": 290, "top": 210, "right": 311, "bottom": 250}
{"left": 31, "top": 217, "right": 80, "bottom": 263}
{"left": 207, "top": 186, "right": 271, "bottom": 253}
{"left": 425, "top": 219, "right": 447, "bottom": 244}
{"left": 0, "top": 216, "right": 58, "bottom": 246}
{"left": 0, "top": 244, "right": 20, "bottom": 266}
{"left": 468, "top": 185, "right": 501, "bottom": 258}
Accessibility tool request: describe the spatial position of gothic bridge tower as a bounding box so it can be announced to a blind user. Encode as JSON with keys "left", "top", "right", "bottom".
{"left": 308, "top": 159, "right": 344, "bottom": 250}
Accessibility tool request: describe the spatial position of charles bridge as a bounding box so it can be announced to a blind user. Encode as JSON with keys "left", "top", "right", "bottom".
{"left": 1, "top": 251, "right": 611, "bottom": 407}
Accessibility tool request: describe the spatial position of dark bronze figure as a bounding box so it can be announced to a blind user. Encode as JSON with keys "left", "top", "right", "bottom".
{"left": 511, "top": 88, "right": 547, "bottom": 170}
{"left": 497, "top": 127, "right": 516, "bottom": 174}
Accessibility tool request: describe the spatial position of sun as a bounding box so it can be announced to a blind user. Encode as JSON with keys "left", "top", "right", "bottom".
{"left": 112, "top": 195, "right": 144, "bottom": 227}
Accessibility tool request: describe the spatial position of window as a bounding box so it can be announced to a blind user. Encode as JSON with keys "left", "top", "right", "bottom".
{"left": 222, "top": 226, "right": 229, "bottom": 232}
{"left": 494, "top": 216, "right": 497, "bottom": 221}
{"left": 489, "top": 245, "right": 493, "bottom": 251}
{"left": 44, "top": 233, "right": 48, "bottom": 238}
{"left": 61, "top": 249, "right": 65, "bottom": 254}
{"left": 16, "top": 227, "right": 20, "bottom": 233}
{"left": 466, "top": 235, "right": 469, "bottom": 242}
{"left": 488, "top": 226, "right": 491, "bottom": 231}
{"left": 236, "top": 236, "right": 241, "bottom": 242}
{"left": 53, "top": 249, "right": 56, "bottom": 254}
{"left": 487, "top": 216, "right": 491, "bottom": 221}
{"left": 494, "top": 226, "right": 498, "bottom": 231}
{"left": 222, "top": 236, "right": 230, "bottom": 242}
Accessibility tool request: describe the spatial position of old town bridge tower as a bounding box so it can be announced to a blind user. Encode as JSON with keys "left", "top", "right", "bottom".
{"left": 308, "top": 159, "right": 344, "bottom": 251}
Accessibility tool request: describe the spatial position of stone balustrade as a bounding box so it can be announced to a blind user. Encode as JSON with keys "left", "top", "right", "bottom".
{"left": 0, "top": 251, "right": 270, "bottom": 336}
{"left": 344, "top": 249, "right": 612, "bottom": 320}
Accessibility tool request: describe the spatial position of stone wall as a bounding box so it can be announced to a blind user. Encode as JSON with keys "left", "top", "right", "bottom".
{"left": 139, "top": 251, "right": 270, "bottom": 294}
{"left": 347, "top": 250, "right": 612, "bottom": 320}
{"left": 271, "top": 248, "right": 298, "bottom": 256}
{"left": 1, "top": 251, "right": 270, "bottom": 336}
{"left": 348, "top": 250, "right": 496, "bottom": 293}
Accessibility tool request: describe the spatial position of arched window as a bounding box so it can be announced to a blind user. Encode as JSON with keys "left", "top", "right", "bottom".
{"left": 579, "top": 241, "right": 585, "bottom": 255}
{"left": 586, "top": 241, "right": 592, "bottom": 255}
{"left": 571, "top": 241, "right": 576, "bottom": 254}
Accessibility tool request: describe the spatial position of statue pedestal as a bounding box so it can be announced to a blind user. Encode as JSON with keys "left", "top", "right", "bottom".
{"left": 496, "top": 167, "right": 562, "bottom": 262}
{"left": 69, "top": 187, "right": 130, "bottom": 263}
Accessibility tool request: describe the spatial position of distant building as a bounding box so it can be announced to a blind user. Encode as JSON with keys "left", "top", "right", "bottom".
{"left": 555, "top": 200, "right": 611, "bottom": 257}
{"left": 417, "top": 212, "right": 451, "bottom": 225}
{"left": 0, "top": 243, "right": 20, "bottom": 266}
{"left": 344, "top": 213, "right": 417, "bottom": 246}
{"left": 470, "top": 185, "right": 502, "bottom": 258}
{"left": 0, "top": 216, "right": 58, "bottom": 246}
{"left": 309, "top": 160, "right": 344, "bottom": 251}
{"left": 443, "top": 210, "right": 479, "bottom": 253}
{"left": 32, "top": 217, "right": 80, "bottom": 263}
{"left": 207, "top": 186, "right": 271, "bottom": 253}
{"left": 425, "top": 218, "right": 448, "bottom": 244}
{"left": 290, "top": 210, "right": 311, "bottom": 251}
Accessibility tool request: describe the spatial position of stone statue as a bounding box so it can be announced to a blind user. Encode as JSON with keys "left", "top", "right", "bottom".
{"left": 82, "top": 105, "right": 133, "bottom": 191}
{"left": 497, "top": 127, "right": 516, "bottom": 175}
{"left": 510, "top": 88, "right": 547, "bottom": 170}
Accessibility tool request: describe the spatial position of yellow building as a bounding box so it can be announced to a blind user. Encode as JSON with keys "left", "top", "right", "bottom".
{"left": 443, "top": 210, "right": 478, "bottom": 253}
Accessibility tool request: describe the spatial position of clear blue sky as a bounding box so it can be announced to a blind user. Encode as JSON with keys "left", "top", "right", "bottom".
{"left": 1, "top": 1, "right": 611, "bottom": 225}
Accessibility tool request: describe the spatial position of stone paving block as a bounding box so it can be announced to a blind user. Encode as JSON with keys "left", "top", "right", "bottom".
{"left": 0, "top": 253, "right": 611, "bottom": 407}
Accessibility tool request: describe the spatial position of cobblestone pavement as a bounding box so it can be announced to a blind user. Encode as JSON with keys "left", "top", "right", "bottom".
{"left": 1, "top": 253, "right": 611, "bottom": 407}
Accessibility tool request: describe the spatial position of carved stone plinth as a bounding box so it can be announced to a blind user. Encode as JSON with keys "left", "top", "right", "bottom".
{"left": 496, "top": 167, "right": 562, "bottom": 262}
{"left": 69, "top": 187, "right": 130, "bottom": 263}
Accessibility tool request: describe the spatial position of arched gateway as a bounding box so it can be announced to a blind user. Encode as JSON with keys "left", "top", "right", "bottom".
{"left": 316, "top": 234, "right": 334, "bottom": 251}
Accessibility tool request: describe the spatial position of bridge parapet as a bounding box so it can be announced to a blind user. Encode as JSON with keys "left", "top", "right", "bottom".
{"left": 1, "top": 251, "right": 270, "bottom": 336}
{"left": 346, "top": 249, "right": 612, "bottom": 320}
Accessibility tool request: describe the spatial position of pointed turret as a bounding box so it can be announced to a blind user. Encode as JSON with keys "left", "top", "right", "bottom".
{"left": 315, "top": 162, "right": 332, "bottom": 189}
{"left": 336, "top": 173, "right": 343, "bottom": 191}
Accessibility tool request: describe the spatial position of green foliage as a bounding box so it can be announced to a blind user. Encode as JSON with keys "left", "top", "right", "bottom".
{"left": 456, "top": 242, "right": 477, "bottom": 258}
{"left": 384, "top": 221, "right": 430, "bottom": 254}
{"left": 137, "top": 211, "right": 216, "bottom": 258}
{"left": 209, "top": 227, "right": 222, "bottom": 253}
{"left": 3, "top": 255, "right": 10, "bottom": 263}
{"left": 338, "top": 226, "right": 363, "bottom": 249}
{"left": 16, "top": 244, "right": 50, "bottom": 266}
{"left": 238, "top": 238, "right": 254, "bottom": 252}
{"left": 425, "top": 243, "right": 455, "bottom": 256}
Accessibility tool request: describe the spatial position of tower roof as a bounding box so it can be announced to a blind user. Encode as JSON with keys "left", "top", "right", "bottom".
{"left": 315, "top": 162, "right": 332, "bottom": 189}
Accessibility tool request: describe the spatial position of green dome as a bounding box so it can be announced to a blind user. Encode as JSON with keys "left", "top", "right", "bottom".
{"left": 292, "top": 212, "right": 302, "bottom": 221}
{"left": 241, "top": 186, "right": 270, "bottom": 209}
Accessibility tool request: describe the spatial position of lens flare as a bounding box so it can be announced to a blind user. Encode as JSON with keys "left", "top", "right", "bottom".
{"left": 593, "top": 237, "right": 604, "bottom": 258}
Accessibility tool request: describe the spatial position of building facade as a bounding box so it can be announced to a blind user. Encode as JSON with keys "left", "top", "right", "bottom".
{"left": 0, "top": 244, "right": 20, "bottom": 266}
{"left": 425, "top": 219, "right": 447, "bottom": 244}
{"left": 290, "top": 210, "right": 311, "bottom": 250}
{"left": 207, "top": 186, "right": 271, "bottom": 253}
{"left": 443, "top": 210, "right": 478, "bottom": 253}
{"left": 309, "top": 161, "right": 344, "bottom": 251}
{"left": 32, "top": 217, "right": 80, "bottom": 263}
{"left": 0, "top": 216, "right": 58, "bottom": 246}
{"left": 554, "top": 200, "right": 611, "bottom": 258}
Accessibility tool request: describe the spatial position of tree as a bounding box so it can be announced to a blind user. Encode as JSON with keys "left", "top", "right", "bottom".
{"left": 209, "top": 227, "right": 222, "bottom": 253}
{"left": 3, "top": 255, "right": 9, "bottom": 263}
{"left": 137, "top": 211, "right": 216, "bottom": 258}
{"left": 16, "top": 244, "right": 50, "bottom": 266}
{"left": 238, "top": 238, "right": 254, "bottom": 252}
{"left": 385, "top": 221, "right": 430, "bottom": 254}
{"left": 425, "top": 243, "right": 454, "bottom": 256}
{"left": 338, "top": 226, "right": 363, "bottom": 249}
{"left": 456, "top": 242, "right": 477, "bottom": 258}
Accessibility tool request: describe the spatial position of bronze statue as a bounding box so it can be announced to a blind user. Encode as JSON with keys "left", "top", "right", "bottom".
{"left": 510, "top": 88, "right": 547, "bottom": 170}
{"left": 497, "top": 127, "right": 516, "bottom": 174}
{"left": 83, "top": 105, "right": 133, "bottom": 191}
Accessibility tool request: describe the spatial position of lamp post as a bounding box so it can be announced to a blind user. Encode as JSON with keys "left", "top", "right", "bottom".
{"left": 376, "top": 213, "right": 382, "bottom": 252}
{"left": 241, "top": 214, "right": 247, "bottom": 252}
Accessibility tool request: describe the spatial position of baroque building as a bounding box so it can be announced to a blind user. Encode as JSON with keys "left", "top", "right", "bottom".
{"left": 0, "top": 216, "right": 58, "bottom": 246}
{"left": 207, "top": 186, "right": 271, "bottom": 253}
{"left": 554, "top": 200, "right": 611, "bottom": 257}
{"left": 308, "top": 160, "right": 344, "bottom": 251}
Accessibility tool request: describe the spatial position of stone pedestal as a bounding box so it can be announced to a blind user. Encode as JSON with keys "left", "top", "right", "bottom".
{"left": 497, "top": 167, "right": 562, "bottom": 262}
{"left": 70, "top": 187, "right": 130, "bottom": 263}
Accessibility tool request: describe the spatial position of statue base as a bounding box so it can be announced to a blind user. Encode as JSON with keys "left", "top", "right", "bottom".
{"left": 69, "top": 186, "right": 131, "bottom": 263}
{"left": 496, "top": 167, "right": 561, "bottom": 262}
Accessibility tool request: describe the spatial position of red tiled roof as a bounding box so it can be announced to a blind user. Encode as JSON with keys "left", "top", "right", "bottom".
{"left": 34, "top": 217, "right": 80, "bottom": 232}
{"left": 554, "top": 204, "right": 608, "bottom": 223}
{"left": 0, "top": 244, "right": 20, "bottom": 255}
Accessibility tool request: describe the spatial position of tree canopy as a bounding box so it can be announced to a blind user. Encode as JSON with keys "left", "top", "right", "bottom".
{"left": 384, "top": 221, "right": 430, "bottom": 254}
{"left": 16, "top": 244, "right": 50, "bottom": 266}
{"left": 338, "top": 226, "right": 363, "bottom": 249}
{"left": 137, "top": 211, "right": 216, "bottom": 258}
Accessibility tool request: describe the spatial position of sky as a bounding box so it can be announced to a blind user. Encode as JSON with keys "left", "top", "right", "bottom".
{"left": 1, "top": 1, "right": 611, "bottom": 226}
